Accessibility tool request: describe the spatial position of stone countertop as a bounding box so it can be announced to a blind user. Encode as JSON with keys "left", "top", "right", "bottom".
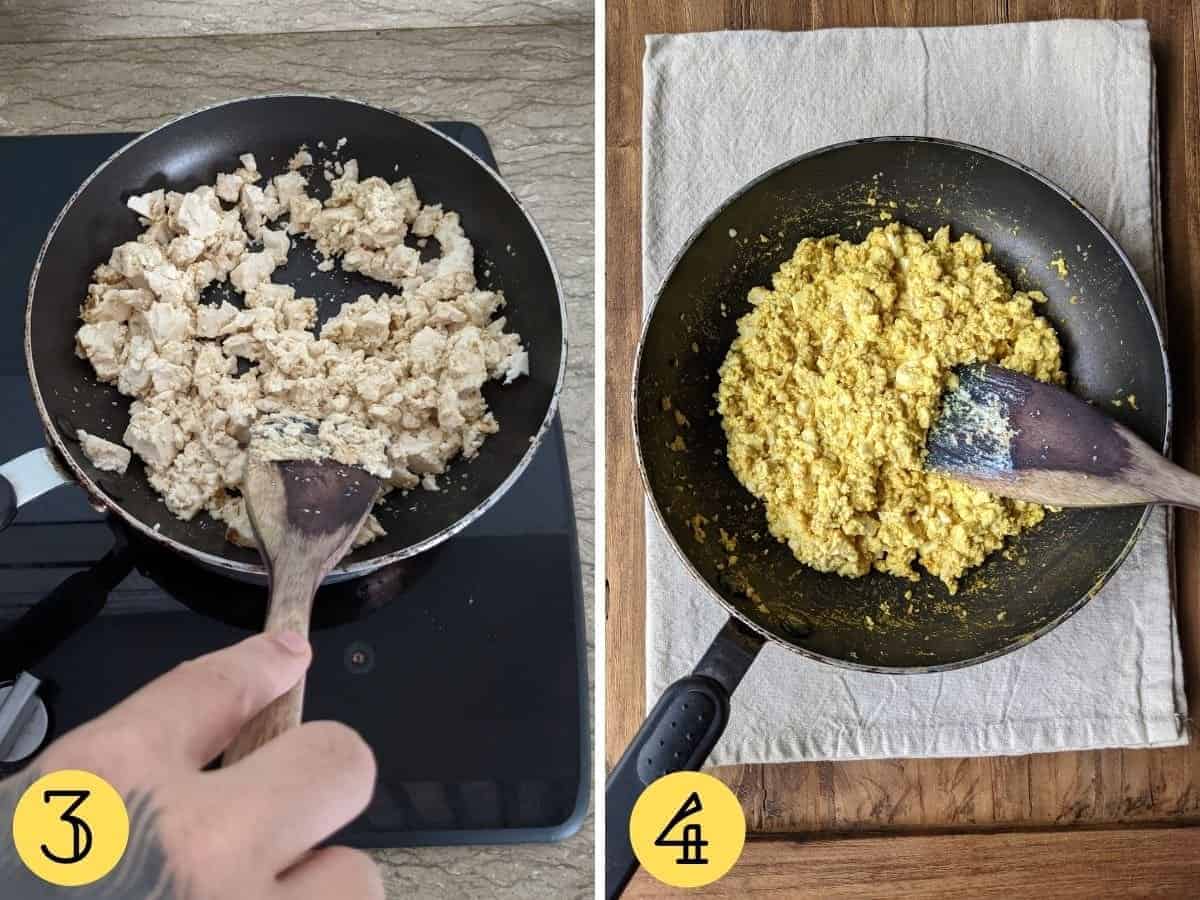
{"left": 0, "top": 13, "right": 594, "bottom": 900}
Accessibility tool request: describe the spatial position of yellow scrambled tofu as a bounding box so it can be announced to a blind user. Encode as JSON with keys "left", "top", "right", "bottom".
{"left": 716, "top": 223, "right": 1064, "bottom": 592}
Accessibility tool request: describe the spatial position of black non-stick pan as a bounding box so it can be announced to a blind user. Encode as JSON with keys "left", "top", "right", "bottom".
{"left": 606, "top": 137, "right": 1170, "bottom": 895}
{"left": 1, "top": 94, "right": 566, "bottom": 582}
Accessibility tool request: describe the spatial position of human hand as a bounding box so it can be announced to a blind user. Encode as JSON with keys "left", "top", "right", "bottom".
{"left": 1, "top": 632, "right": 383, "bottom": 899}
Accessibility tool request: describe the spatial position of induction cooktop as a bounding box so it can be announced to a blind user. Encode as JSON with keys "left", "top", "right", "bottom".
{"left": 0, "top": 123, "right": 588, "bottom": 847}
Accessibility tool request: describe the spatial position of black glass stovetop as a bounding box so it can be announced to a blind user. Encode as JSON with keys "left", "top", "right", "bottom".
{"left": 0, "top": 124, "right": 588, "bottom": 846}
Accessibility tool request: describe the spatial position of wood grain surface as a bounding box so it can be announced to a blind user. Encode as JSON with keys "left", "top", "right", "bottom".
{"left": 624, "top": 827, "right": 1200, "bottom": 897}
{"left": 605, "top": 0, "right": 1200, "bottom": 866}
{"left": 0, "top": 8, "right": 594, "bottom": 899}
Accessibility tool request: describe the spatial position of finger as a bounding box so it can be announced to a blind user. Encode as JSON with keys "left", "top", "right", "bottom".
{"left": 199, "top": 720, "right": 376, "bottom": 869}
{"left": 99, "top": 632, "right": 311, "bottom": 769}
{"left": 277, "top": 846, "right": 384, "bottom": 900}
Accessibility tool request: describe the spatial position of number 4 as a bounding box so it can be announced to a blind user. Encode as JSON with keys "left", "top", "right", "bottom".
{"left": 654, "top": 791, "right": 710, "bottom": 865}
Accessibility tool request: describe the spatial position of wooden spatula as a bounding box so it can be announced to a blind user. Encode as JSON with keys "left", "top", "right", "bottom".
{"left": 222, "top": 424, "right": 380, "bottom": 764}
{"left": 925, "top": 363, "right": 1197, "bottom": 509}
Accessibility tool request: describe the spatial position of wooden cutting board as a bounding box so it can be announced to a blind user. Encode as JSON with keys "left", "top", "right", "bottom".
{"left": 606, "top": 1, "right": 1200, "bottom": 894}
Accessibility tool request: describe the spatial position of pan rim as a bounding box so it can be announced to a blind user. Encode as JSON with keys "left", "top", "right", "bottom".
{"left": 26, "top": 92, "right": 568, "bottom": 579}
{"left": 632, "top": 134, "right": 1173, "bottom": 675}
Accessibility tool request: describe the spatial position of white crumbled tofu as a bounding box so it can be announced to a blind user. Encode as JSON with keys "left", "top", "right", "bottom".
{"left": 77, "top": 429, "right": 132, "bottom": 474}
{"left": 230, "top": 250, "right": 279, "bottom": 293}
{"left": 222, "top": 332, "right": 262, "bottom": 362}
{"left": 74, "top": 145, "right": 527, "bottom": 548}
{"left": 260, "top": 227, "right": 290, "bottom": 265}
{"left": 81, "top": 286, "right": 151, "bottom": 324}
{"left": 272, "top": 171, "right": 308, "bottom": 206}
{"left": 123, "top": 401, "right": 182, "bottom": 469}
{"left": 286, "top": 195, "right": 322, "bottom": 235}
{"left": 234, "top": 153, "right": 260, "bottom": 182}
{"left": 196, "top": 301, "right": 239, "bottom": 338}
{"left": 502, "top": 348, "right": 530, "bottom": 385}
{"left": 167, "top": 235, "right": 206, "bottom": 267}
{"left": 110, "top": 241, "right": 165, "bottom": 281}
{"left": 239, "top": 183, "right": 269, "bottom": 239}
{"left": 215, "top": 172, "right": 244, "bottom": 204}
{"left": 176, "top": 189, "right": 222, "bottom": 239}
{"left": 140, "top": 263, "right": 196, "bottom": 305}
{"left": 147, "top": 441, "right": 222, "bottom": 519}
{"left": 126, "top": 189, "right": 165, "bottom": 219}
{"left": 411, "top": 203, "right": 442, "bottom": 237}
{"left": 75, "top": 321, "right": 127, "bottom": 381}
{"left": 319, "top": 295, "right": 390, "bottom": 350}
{"left": 137, "top": 302, "right": 192, "bottom": 348}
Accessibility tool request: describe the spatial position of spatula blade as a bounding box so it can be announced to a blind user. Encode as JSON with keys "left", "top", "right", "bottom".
{"left": 926, "top": 364, "right": 1163, "bottom": 508}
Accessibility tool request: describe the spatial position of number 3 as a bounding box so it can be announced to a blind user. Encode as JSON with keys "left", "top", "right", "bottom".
{"left": 41, "top": 790, "right": 94, "bottom": 865}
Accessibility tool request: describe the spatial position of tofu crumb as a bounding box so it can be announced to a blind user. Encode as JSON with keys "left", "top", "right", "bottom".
{"left": 77, "top": 429, "right": 132, "bottom": 473}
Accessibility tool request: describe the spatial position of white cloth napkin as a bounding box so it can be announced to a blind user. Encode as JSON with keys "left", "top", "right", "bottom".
{"left": 643, "top": 20, "right": 1188, "bottom": 764}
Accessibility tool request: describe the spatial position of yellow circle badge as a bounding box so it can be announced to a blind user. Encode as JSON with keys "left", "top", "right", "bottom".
{"left": 11, "top": 769, "right": 130, "bottom": 887}
{"left": 629, "top": 771, "right": 746, "bottom": 888}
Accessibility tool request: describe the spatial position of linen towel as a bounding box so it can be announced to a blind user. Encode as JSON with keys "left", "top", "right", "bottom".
{"left": 642, "top": 20, "right": 1187, "bottom": 764}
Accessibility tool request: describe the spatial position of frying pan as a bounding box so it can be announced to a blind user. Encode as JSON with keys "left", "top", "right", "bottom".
{"left": 0, "top": 94, "right": 566, "bottom": 583}
{"left": 606, "top": 137, "right": 1170, "bottom": 895}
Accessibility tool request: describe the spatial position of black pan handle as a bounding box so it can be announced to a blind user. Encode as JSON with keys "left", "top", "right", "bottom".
{"left": 0, "top": 476, "right": 15, "bottom": 530}
{"left": 0, "top": 448, "right": 73, "bottom": 532}
{"left": 605, "top": 616, "right": 765, "bottom": 899}
{"left": 0, "top": 538, "right": 135, "bottom": 679}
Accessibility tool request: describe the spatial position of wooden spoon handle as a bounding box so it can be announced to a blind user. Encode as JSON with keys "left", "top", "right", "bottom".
{"left": 222, "top": 567, "right": 320, "bottom": 765}
{"left": 1137, "top": 455, "right": 1200, "bottom": 511}
{"left": 1104, "top": 424, "right": 1200, "bottom": 511}
{"left": 222, "top": 677, "right": 306, "bottom": 765}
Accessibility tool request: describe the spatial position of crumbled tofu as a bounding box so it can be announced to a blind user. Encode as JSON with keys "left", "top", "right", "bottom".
{"left": 261, "top": 227, "right": 290, "bottom": 265}
{"left": 503, "top": 348, "right": 530, "bottom": 385}
{"left": 177, "top": 190, "right": 222, "bottom": 239}
{"left": 77, "top": 429, "right": 132, "bottom": 474}
{"left": 123, "top": 400, "right": 183, "bottom": 469}
{"left": 75, "top": 321, "right": 127, "bottom": 380}
{"left": 230, "top": 250, "right": 279, "bottom": 293}
{"left": 717, "top": 223, "right": 1063, "bottom": 592}
{"left": 127, "top": 189, "right": 165, "bottom": 219}
{"left": 75, "top": 146, "right": 528, "bottom": 551}
{"left": 215, "top": 172, "right": 245, "bottom": 203}
{"left": 234, "top": 153, "right": 260, "bottom": 183}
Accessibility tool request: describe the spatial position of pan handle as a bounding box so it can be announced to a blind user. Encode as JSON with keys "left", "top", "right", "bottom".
{"left": 0, "top": 448, "right": 72, "bottom": 530}
{"left": 605, "top": 616, "right": 765, "bottom": 899}
{"left": 0, "top": 537, "right": 135, "bottom": 679}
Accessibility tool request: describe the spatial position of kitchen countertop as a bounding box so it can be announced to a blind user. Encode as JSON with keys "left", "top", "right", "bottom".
{"left": 0, "top": 4, "right": 594, "bottom": 898}
{"left": 607, "top": 0, "right": 1200, "bottom": 896}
